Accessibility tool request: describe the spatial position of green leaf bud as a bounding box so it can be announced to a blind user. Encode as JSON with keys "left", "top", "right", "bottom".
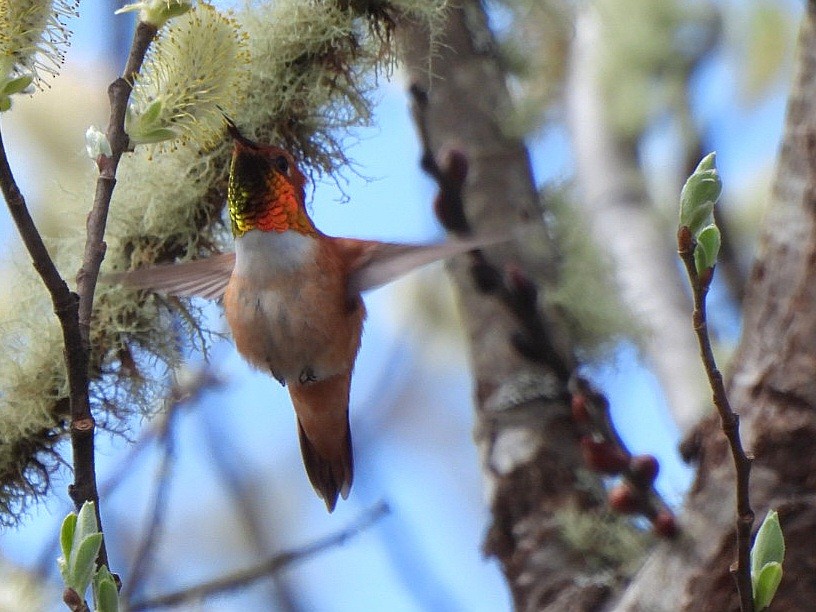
{"left": 115, "top": 0, "right": 192, "bottom": 29}
{"left": 85, "top": 126, "right": 113, "bottom": 159}
{"left": 752, "top": 510, "right": 785, "bottom": 573}
{"left": 753, "top": 562, "right": 783, "bottom": 611}
{"left": 693, "top": 224, "right": 721, "bottom": 273}
{"left": 751, "top": 510, "right": 785, "bottom": 611}
{"left": 680, "top": 152, "right": 722, "bottom": 235}
{"left": 93, "top": 565, "right": 120, "bottom": 612}
{"left": 68, "top": 532, "right": 103, "bottom": 596}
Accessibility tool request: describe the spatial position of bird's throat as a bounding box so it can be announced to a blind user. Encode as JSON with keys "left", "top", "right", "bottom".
{"left": 233, "top": 230, "right": 319, "bottom": 282}
{"left": 228, "top": 153, "right": 315, "bottom": 237}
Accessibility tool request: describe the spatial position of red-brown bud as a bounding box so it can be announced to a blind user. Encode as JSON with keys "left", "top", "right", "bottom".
{"left": 629, "top": 454, "right": 660, "bottom": 486}
{"left": 698, "top": 266, "right": 714, "bottom": 287}
{"left": 63, "top": 588, "right": 83, "bottom": 610}
{"left": 571, "top": 393, "right": 589, "bottom": 424}
{"left": 652, "top": 510, "right": 679, "bottom": 539}
{"left": 441, "top": 149, "right": 469, "bottom": 187}
{"left": 580, "top": 437, "right": 629, "bottom": 475}
{"left": 506, "top": 264, "right": 538, "bottom": 309}
{"left": 608, "top": 483, "right": 639, "bottom": 514}
{"left": 677, "top": 225, "right": 693, "bottom": 253}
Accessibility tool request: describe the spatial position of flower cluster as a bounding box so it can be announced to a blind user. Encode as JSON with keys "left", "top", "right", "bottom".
{"left": 0, "top": 0, "right": 79, "bottom": 110}
{"left": 126, "top": 2, "right": 249, "bottom": 149}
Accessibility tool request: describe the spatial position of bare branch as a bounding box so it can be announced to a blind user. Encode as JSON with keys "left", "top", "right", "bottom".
{"left": 119, "top": 411, "right": 179, "bottom": 602}
{"left": 128, "top": 502, "right": 390, "bottom": 611}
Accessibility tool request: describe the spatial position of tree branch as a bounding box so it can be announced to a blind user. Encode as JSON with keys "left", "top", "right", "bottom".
{"left": 0, "top": 125, "right": 102, "bottom": 560}
{"left": 398, "top": 2, "right": 651, "bottom": 608}
{"left": 678, "top": 227, "right": 754, "bottom": 612}
{"left": 119, "top": 406, "right": 179, "bottom": 602}
{"left": 66, "top": 19, "right": 156, "bottom": 565}
{"left": 128, "top": 502, "right": 390, "bottom": 611}
{"left": 0, "top": 17, "right": 159, "bottom": 575}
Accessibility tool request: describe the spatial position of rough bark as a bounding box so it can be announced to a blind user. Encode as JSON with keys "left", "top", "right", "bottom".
{"left": 614, "top": 3, "right": 816, "bottom": 609}
{"left": 398, "top": 2, "right": 633, "bottom": 609}
{"left": 565, "top": 6, "right": 708, "bottom": 433}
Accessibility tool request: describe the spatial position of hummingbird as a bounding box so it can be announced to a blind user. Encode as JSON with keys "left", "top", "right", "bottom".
{"left": 116, "top": 125, "right": 510, "bottom": 511}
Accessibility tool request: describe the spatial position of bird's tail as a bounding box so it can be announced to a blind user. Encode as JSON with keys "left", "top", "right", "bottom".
{"left": 296, "top": 417, "right": 353, "bottom": 512}
{"left": 289, "top": 375, "right": 354, "bottom": 512}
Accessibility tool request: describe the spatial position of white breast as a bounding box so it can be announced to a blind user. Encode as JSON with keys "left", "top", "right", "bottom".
{"left": 233, "top": 230, "right": 318, "bottom": 281}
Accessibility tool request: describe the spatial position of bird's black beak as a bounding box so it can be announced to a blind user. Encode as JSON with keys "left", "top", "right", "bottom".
{"left": 224, "top": 116, "right": 259, "bottom": 150}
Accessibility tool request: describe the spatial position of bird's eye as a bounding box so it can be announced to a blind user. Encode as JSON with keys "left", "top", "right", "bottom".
{"left": 273, "top": 155, "right": 289, "bottom": 175}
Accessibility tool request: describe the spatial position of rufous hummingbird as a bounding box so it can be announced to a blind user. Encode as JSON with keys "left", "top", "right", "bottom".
{"left": 116, "top": 125, "right": 509, "bottom": 511}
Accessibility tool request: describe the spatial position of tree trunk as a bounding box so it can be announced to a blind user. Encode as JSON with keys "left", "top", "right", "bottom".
{"left": 565, "top": 6, "right": 709, "bottom": 433}
{"left": 398, "top": 2, "right": 634, "bottom": 609}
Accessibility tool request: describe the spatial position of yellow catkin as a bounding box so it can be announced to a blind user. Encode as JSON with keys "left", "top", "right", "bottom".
{"left": 127, "top": 2, "right": 249, "bottom": 148}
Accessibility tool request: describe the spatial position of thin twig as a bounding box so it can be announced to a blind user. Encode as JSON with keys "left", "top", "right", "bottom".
{"left": 120, "top": 366, "right": 221, "bottom": 601}
{"left": 678, "top": 226, "right": 754, "bottom": 612}
{"left": 1, "top": 17, "right": 158, "bottom": 581}
{"left": 119, "top": 410, "right": 179, "bottom": 602}
{"left": 128, "top": 501, "right": 391, "bottom": 611}
{"left": 0, "top": 125, "right": 100, "bottom": 571}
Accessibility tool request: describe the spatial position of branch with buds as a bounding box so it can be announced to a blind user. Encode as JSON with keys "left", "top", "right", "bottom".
{"left": 569, "top": 376, "right": 677, "bottom": 537}
{"left": 410, "top": 82, "right": 675, "bottom": 531}
{"left": 677, "top": 153, "right": 756, "bottom": 611}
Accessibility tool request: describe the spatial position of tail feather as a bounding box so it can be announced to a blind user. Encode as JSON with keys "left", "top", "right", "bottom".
{"left": 288, "top": 372, "right": 356, "bottom": 512}
{"left": 296, "top": 417, "right": 353, "bottom": 512}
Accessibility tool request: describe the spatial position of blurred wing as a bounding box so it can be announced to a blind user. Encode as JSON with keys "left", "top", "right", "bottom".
{"left": 106, "top": 253, "right": 236, "bottom": 300}
{"left": 342, "top": 233, "right": 511, "bottom": 294}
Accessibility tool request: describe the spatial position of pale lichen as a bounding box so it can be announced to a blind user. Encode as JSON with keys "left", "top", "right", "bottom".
{"left": 556, "top": 507, "right": 651, "bottom": 577}
{"left": 544, "top": 186, "right": 640, "bottom": 360}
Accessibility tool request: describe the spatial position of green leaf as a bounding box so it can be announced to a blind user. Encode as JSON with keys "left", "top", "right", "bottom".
{"left": 60, "top": 512, "right": 78, "bottom": 562}
{"left": 59, "top": 503, "right": 104, "bottom": 599}
{"left": 2, "top": 75, "right": 33, "bottom": 96}
{"left": 129, "top": 127, "right": 179, "bottom": 144}
{"left": 68, "top": 533, "right": 103, "bottom": 595}
{"left": 73, "top": 502, "right": 99, "bottom": 555}
{"left": 93, "top": 566, "right": 120, "bottom": 612}
{"left": 0, "top": 95, "right": 11, "bottom": 113}
{"left": 694, "top": 224, "right": 721, "bottom": 273}
{"left": 140, "top": 98, "right": 164, "bottom": 125}
{"left": 753, "top": 561, "right": 783, "bottom": 611}
{"left": 679, "top": 152, "right": 721, "bottom": 235}
{"left": 752, "top": 510, "right": 785, "bottom": 573}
